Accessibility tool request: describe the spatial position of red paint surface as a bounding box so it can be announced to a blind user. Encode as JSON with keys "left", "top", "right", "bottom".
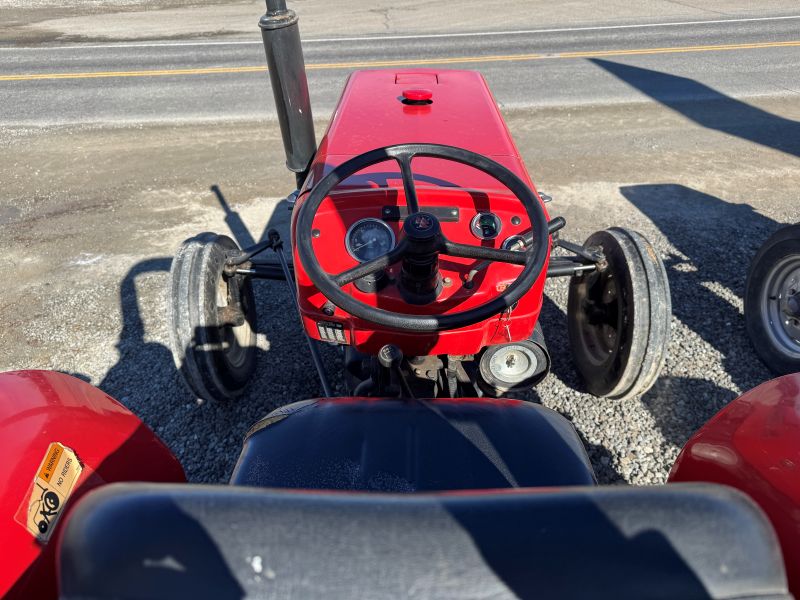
{"left": 669, "top": 373, "right": 800, "bottom": 595}
{"left": 292, "top": 69, "right": 551, "bottom": 355}
{"left": 0, "top": 371, "right": 185, "bottom": 600}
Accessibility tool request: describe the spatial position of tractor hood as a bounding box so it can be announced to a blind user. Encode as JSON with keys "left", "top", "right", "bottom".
{"left": 307, "top": 69, "right": 533, "bottom": 191}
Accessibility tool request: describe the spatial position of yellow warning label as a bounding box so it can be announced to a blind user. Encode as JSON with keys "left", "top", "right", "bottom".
{"left": 26, "top": 442, "right": 82, "bottom": 542}
{"left": 38, "top": 443, "right": 63, "bottom": 482}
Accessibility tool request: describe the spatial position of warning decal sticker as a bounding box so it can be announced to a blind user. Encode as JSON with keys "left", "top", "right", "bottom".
{"left": 24, "top": 442, "right": 83, "bottom": 542}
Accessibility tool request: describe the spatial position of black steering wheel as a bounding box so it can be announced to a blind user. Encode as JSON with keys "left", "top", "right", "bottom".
{"left": 296, "top": 143, "right": 550, "bottom": 332}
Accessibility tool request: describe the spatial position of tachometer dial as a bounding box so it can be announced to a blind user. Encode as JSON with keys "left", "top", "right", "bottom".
{"left": 345, "top": 218, "right": 396, "bottom": 263}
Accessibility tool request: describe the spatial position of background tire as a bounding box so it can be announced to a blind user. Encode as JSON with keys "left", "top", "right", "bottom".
{"left": 744, "top": 223, "right": 800, "bottom": 375}
{"left": 567, "top": 227, "right": 671, "bottom": 400}
{"left": 167, "top": 233, "right": 257, "bottom": 401}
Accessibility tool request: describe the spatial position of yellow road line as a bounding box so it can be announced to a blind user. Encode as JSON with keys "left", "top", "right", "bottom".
{"left": 1, "top": 39, "right": 798, "bottom": 82}
{"left": 0, "top": 65, "right": 266, "bottom": 81}
{"left": 557, "top": 39, "right": 800, "bottom": 58}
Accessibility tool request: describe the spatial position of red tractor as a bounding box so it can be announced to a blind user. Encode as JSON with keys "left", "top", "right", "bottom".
{"left": 4, "top": 3, "right": 798, "bottom": 599}
{"left": 166, "top": 0, "right": 671, "bottom": 404}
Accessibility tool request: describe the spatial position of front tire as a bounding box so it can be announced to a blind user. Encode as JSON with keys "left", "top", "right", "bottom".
{"left": 167, "top": 233, "right": 257, "bottom": 401}
{"left": 567, "top": 228, "right": 671, "bottom": 400}
{"left": 744, "top": 223, "right": 800, "bottom": 375}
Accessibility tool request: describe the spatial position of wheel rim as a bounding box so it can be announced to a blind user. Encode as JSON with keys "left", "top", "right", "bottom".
{"left": 575, "top": 270, "right": 624, "bottom": 367}
{"left": 761, "top": 255, "right": 800, "bottom": 359}
{"left": 216, "top": 275, "right": 252, "bottom": 371}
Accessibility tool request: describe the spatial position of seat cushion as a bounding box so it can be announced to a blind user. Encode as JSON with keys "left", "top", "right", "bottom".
{"left": 59, "top": 482, "right": 790, "bottom": 599}
{"left": 231, "top": 397, "right": 596, "bottom": 491}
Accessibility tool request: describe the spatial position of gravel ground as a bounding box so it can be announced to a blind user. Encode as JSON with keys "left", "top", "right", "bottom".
{"left": 1, "top": 99, "right": 799, "bottom": 484}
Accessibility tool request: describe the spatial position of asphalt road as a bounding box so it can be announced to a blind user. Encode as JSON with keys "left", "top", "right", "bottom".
{"left": 1, "top": 6, "right": 799, "bottom": 484}
{"left": 1, "top": 14, "right": 799, "bottom": 125}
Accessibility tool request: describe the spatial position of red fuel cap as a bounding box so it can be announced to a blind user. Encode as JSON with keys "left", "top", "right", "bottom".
{"left": 402, "top": 88, "right": 433, "bottom": 102}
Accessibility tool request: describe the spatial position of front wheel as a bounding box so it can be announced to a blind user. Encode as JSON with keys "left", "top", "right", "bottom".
{"left": 744, "top": 223, "right": 800, "bottom": 375}
{"left": 167, "top": 233, "right": 258, "bottom": 401}
{"left": 567, "top": 228, "right": 671, "bottom": 400}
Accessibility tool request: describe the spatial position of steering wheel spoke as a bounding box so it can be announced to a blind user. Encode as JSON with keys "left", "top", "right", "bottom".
{"left": 441, "top": 239, "right": 528, "bottom": 265}
{"left": 334, "top": 240, "right": 409, "bottom": 286}
{"left": 395, "top": 153, "right": 420, "bottom": 214}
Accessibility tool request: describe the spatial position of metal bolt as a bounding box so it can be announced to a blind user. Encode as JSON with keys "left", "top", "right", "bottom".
{"left": 511, "top": 216, "right": 521, "bottom": 225}
{"left": 312, "top": 229, "right": 321, "bottom": 238}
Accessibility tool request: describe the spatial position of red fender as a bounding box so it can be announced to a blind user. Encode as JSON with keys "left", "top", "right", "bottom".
{"left": 0, "top": 370, "right": 185, "bottom": 599}
{"left": 670, "top": 373, "right": 800, "bottom": 595}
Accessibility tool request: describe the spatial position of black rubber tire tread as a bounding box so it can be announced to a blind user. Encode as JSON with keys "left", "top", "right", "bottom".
{"left": 167, "top": 233, "right": 216, "bottom": 401}
{"left": 190, "top": 235, "right": 257, "bottom": 398}
{"left": 615, "top": 228, "right": 672, "bottom": 398}
{"left": 567, "top": 228, "right": 670, "bottom": 400}
{"left": 167, "top": 233, "right": 257, "bottom": 401}
{"left": 744, "top": 223, "right": 800, "bottom": 375}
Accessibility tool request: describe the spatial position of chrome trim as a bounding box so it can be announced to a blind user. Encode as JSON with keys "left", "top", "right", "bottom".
{"left": 470, "top": 212, "right": 502, "bottom": 240}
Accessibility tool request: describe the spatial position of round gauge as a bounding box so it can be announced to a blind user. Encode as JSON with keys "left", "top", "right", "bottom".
{"left": 345, "top": 218, "right": 396, "bottom": 263}
{"left": 470, "top": 212, "right": 502, "bottom": 240}
{"left": 501, "top": 235, "right": 527, "bottom": 251}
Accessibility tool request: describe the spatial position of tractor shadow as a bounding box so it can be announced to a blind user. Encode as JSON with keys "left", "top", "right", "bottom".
{"left": 91, "top": 186, "right": 342, "bottom": 483}
{"left": 590, "top": 59, "right": 800, "bottom": 158}
{"left": 586, "top": 60, "right": 798, "bottom": 445}
{"left": 92, "top": 257, "right": 299, "bottom": 483}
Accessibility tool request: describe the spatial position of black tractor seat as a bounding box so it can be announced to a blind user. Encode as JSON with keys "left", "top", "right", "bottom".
{"left": 231, "top": 398, "right": 597, "bottom": 491}
{"left": 58, "top": 482, "right": 790, "bottom": 600}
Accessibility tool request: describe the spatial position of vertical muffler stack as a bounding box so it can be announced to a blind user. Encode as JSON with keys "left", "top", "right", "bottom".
{"left": 259, "top": 0, "right": 316, "bottom": 187}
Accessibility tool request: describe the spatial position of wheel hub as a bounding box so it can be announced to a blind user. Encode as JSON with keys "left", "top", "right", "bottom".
{"left": 580, "top": 271, "right": 621, "bottom": 359}
{"left": 780, "top": 269, "right": 800, "bottom": 338}
{"left": 764, "top": 260, "right": 800, "bottom": 349}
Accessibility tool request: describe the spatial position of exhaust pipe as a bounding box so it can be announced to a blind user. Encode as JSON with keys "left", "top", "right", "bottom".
{"left": 259, "top": 0, "right": 316, "bottom": 187}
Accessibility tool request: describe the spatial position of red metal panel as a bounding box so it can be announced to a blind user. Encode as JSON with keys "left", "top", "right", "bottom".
{"left": 0, "top": 370, "right": 185, "bottom": 600}
{"left": 321, "top": 70, "right": 520, "bottom": 159}
{"left": 669, "top": 373, "right": 800, "bottom": 595}
{"left": 293, "top": 69, "right": 550, "bottom": 355}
